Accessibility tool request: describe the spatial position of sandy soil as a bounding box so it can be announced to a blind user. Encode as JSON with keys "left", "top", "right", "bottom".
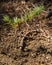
{"left": 0, "top": 0, "right": 52, "bottom": 65}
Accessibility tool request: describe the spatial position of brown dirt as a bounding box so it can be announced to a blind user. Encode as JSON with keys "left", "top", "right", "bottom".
{"left": 0, "top": 0, "right": 52, "bottom": 65}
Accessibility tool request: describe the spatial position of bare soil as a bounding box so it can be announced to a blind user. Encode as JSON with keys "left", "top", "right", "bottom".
{"left": 0, "top": 0, "right": 52, "bottom": 65}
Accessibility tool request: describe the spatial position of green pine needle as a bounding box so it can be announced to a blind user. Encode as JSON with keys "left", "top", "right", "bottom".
{"left": 3, "top": 5, "right": 44, "bottom": 28}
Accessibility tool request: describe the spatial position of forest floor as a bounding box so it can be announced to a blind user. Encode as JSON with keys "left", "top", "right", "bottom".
{"left": 0, "top": 0, "right": 52, "bottom": 65}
